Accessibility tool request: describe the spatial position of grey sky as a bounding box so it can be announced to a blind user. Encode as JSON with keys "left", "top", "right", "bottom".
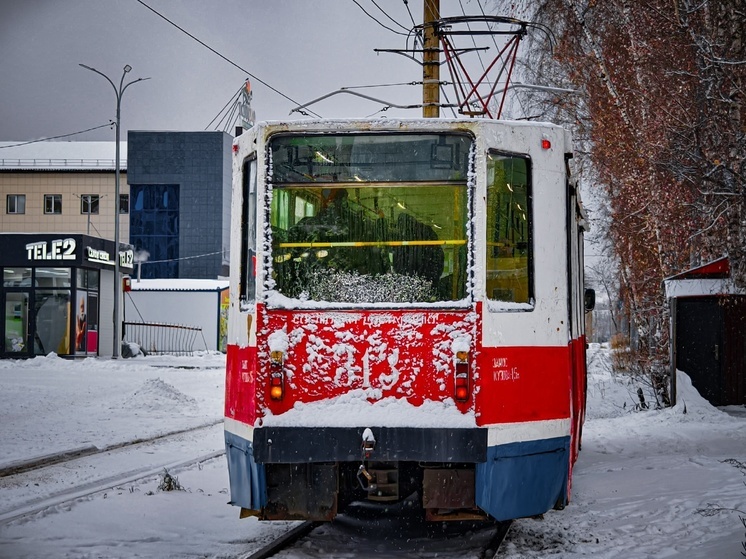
{"left": 0, "top": 1, "right": 520, "bottom": 143}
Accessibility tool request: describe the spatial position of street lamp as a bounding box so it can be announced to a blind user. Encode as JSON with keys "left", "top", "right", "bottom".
{"left": 79, "top": 63, "right": 149, "bottom": 358}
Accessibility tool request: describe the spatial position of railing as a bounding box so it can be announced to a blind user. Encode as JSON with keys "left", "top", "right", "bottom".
{"left": 0, "top": 158, "right": 126, "bottom": 169}
{"left": 123, "top": 321, "right": 203, "bottom": 356}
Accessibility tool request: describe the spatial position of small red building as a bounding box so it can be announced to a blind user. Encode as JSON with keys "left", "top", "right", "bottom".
{"left": 665, "top": 257, "right": 746, "bottom": 406}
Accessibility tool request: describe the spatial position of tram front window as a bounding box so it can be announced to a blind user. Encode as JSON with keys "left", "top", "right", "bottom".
{"left": 268, "top": 133, "right": 471, "bottom": 304}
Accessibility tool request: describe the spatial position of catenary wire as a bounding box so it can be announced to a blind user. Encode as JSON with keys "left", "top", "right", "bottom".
{"left": 204, "top": 84, "right": 243, "bottom": 130}
{"left": 368, "top": 0, "right": 410, "bottom": 31}
{"left": 351, "top": 0, "right": 409, "bottom": 36}
{"left": 0, "top": 123, "right": 114, "bottom": 148}
{"left": 134, "top": 0, "right": 322, "bottom": 118}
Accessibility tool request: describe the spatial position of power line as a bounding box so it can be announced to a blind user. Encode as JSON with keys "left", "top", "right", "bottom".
{"left": 205, "top": 84, "right": 243, "bottom": 130}
{"left": 139, "top": 250, "right": 224, "bottom": 265}
{"left": 134, "top": 0, "right": 322, "bottom": 118}
{"left": 368, "top": 0, "right": 410, "bottom": 32}
{"left": 402, "top": 0, "right": 417, "bottom": 27}
{"left": 351, "top": 0, "right": 409, "bottom": 36}
{"left": 0, "top": 123, "right": 114, "bottom": 148}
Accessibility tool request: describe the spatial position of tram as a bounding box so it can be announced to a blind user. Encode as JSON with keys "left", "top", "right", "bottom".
{"left": 224, "top": 118, "right": 592, "bottom": 522}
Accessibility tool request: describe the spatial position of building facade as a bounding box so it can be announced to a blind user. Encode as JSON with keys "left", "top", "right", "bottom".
{"left": 1, "top": 233, "right": 134, "bottom": 358}
{"left": 126, "top": 131, "right": 232, "bottom": 279}
{"left": 0, "top": 141, "right": 130, "bottom": 241}
{"left": 665, "top": 257, "right": 746, "bottom": 407}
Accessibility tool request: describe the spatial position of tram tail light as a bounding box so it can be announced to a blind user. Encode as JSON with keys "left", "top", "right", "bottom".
{"left": 269, "top": 350, "right": 285, "bottom": 400}
{"left": 454, "top": 351, "right": 470, "bottom": 402}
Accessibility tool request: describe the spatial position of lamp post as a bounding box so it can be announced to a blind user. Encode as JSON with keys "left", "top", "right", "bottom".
{"left": 79, "top": 63, "right": 149, "bottom": 358}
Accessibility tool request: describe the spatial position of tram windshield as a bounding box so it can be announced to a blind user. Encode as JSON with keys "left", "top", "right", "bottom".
{"left": 268, "top": 133, "right": 471, "bottom": 304}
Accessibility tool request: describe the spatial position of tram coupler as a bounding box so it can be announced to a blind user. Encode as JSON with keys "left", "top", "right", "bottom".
{"left": 356, "top": 464, "right": 377, "bottom": 493}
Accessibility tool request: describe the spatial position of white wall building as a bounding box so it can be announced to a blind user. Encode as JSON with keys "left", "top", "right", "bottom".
{"left": 124, "top": 279, "right": 229, "bottom": 353}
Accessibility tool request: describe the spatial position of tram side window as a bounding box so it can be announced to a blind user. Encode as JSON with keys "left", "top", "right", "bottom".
{"left": 486, "top": 152, "right": 532, "bottom": 306}
{"left": 239, "top": 156, "right": 257, "bottom": 306}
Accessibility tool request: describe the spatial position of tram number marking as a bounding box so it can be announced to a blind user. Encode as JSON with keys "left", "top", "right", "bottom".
{"left": 240, "top": 360, "right": 254, "bottom": 383}
{"left": 492, "top": 358, "right": 520, "bottom": 382}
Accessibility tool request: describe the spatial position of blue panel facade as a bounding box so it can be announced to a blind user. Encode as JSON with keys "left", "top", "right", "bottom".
{"left": 129, "top": 184, "right": 180, "bottom": 278}
{"left": 126, "top": 131, "right": 232, "bottom": 279}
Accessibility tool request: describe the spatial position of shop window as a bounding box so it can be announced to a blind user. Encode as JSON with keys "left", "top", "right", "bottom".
{"left": 3, "top": 267, "right": 32, "bottom": 287}
{"left": 80, "top": 195, "right": 100, "bottom": 215}
{"left": 6, "top": 194, "right": 25, "bottom": 214}
{"left": 44, "top": 194, "right": 62, "bottom": 215}
{"left": 75, "top": 269, "right": 100, "bottom": 355}
{"left": 4, "top": 292, "right": 29, "bottom": 353}
{"left": 36, "top": 268, "right": 71, "bottom": 288}
{"left": 34, "top": 289, "right": 70, "bottom": 355}
{"left": 76, "top": 269, "right": 100, "bottom": 290}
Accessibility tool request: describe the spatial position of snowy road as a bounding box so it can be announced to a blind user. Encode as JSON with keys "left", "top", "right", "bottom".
{"left": 0, "top": 349, "right": 745, "bottom": 558}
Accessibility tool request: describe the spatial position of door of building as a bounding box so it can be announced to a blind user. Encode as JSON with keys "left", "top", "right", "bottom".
{"left": 675, "top": 297, "right": 724, "bottom": 405}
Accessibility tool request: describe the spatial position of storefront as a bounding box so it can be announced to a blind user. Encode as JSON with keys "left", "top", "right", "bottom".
{"left": 1, "top": 234, "right": 134, "bottom": 358}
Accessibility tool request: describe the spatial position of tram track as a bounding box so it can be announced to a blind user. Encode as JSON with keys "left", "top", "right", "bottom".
{"left": 237, "top": 515, "right": 512, "bottom": 559}
{"left": 0, "top": 421, "right": 225, "bottom": 526}
{"left": 0, "top": 419, "right": 223, "bottom": 478}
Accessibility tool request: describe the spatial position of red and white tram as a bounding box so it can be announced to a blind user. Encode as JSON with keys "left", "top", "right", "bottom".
{"left": 224, "top": 118, "right": 592, "bottom": 522}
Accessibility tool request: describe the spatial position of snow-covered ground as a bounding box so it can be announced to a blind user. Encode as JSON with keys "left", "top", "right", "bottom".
{"left": 0, "top": 347, "right": 744, "bottom": 558}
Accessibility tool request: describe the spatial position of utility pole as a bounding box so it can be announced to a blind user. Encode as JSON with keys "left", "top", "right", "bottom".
{"left": 422, "top": 0, "right": 440, "bottom": 118}
{"left": 80, "top": 63, "right": 149, "bottom": 359}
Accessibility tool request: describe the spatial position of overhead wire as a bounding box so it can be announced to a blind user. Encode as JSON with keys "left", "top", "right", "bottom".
{"left": 368, "top": 0, "right": 410, "bottom": 32}
{"left": 204, "top": 84, "right": 244, "bottom": 130}
{"left": 351, "top": 0, "right": 410, "bottom": 36}
{"left": 220, "top": 97, "right": 242, "bottom": 133}
{"left": 0, "top": 123, "right": 114, "bottom": 148}
{"left": 140, "top": 250, "right": 224, "bottom": 265}
{"left": 134, "top": 0, "right": 322, "bottom": 118}
{"left": 402, "top": 0, "right": 417, "bottom": 27}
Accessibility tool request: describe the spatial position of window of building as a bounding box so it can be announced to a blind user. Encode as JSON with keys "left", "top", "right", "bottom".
{"left": 75, "top": 269, "right": 100, "bottom": 355}
{"left": 6, "top": 194, "right": 25, "bottom": 214}
{"left": 44, "top": 194, "right": 62, "bottom": 215}
{"left": 80, "top": 195, "right": 100, "bottom": 215}
{"left": 486, "top": 152, "right": 532, "bottom": 306}
{"left": 120, "top": 194, "right": 129, "bottom": 214}
{"left": 130, "top": 184, "right": 180, "bottom": 278}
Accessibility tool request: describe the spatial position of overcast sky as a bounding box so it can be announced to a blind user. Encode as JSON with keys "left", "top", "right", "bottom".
{"left": 0, "top": 0, "right": 527, "bottom": 143}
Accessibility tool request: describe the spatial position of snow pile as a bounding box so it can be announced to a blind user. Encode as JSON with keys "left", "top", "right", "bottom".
{"left": 119, "top": 378, "right": 199, "bottom": 413}
{"left": 260, "top": 389, "right": 476, "bottom": 428}
{"left": 672, "top": 368, "right": 724, "bottom": 419}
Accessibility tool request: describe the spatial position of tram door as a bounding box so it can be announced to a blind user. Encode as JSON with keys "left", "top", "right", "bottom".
{"left": 3, "top": 291, "right": 31, "bottom": 357}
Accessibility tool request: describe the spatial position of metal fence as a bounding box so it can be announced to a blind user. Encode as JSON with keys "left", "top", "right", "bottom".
{"left": 123, "top": 321, "right": 204, "bottom": 356}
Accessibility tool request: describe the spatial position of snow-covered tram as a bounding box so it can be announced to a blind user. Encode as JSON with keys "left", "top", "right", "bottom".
{"left": 224, "top": 118, "right": 592, "bottom": 522}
